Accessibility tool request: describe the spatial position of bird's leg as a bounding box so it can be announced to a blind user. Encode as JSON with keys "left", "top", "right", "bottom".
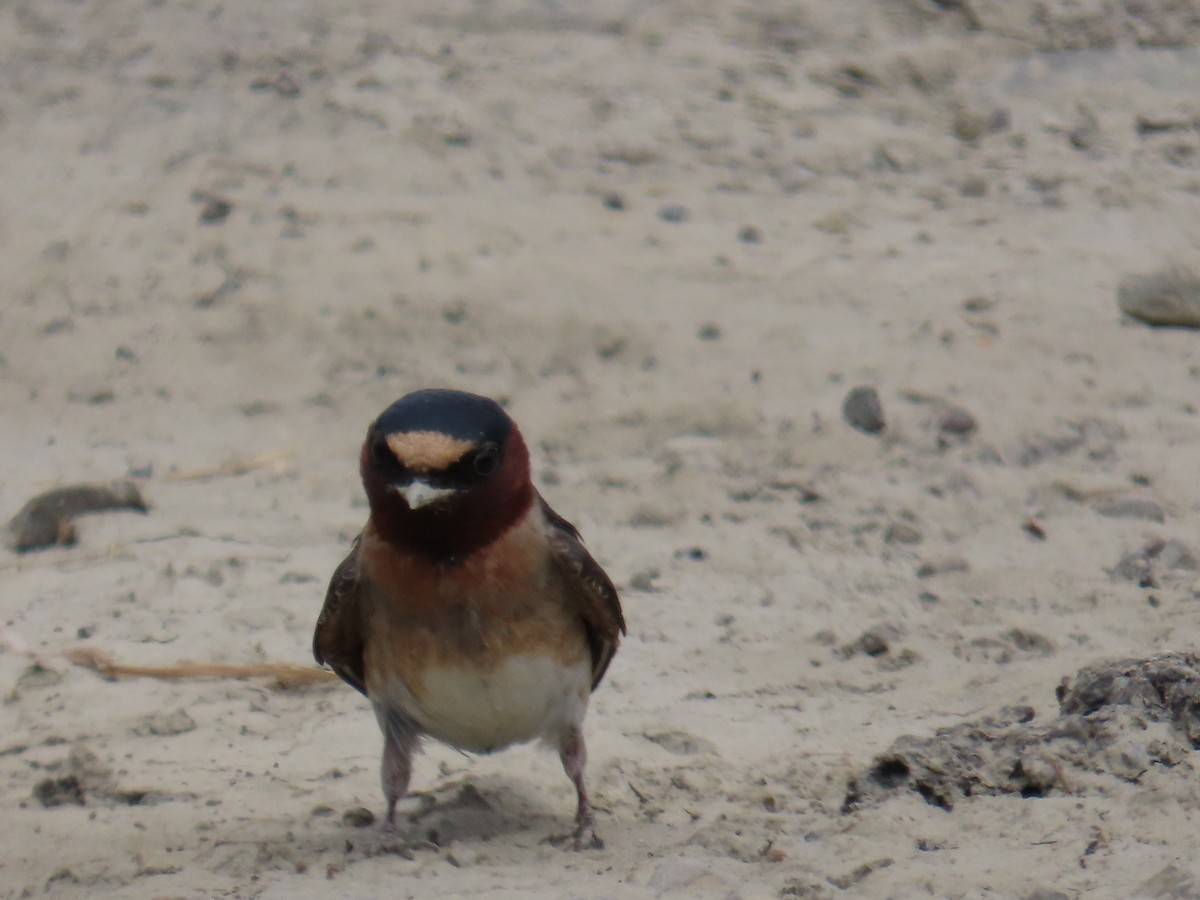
{"left": 376, "top": 706, "right": 418, "bottom": 829}
{"left": 553, "top": 724, "right": 602, "bottom": 850}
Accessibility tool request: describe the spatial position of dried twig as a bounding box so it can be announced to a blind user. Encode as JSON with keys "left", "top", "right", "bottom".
{"left": 65, "top": 646, "right": 337, "bottom": 688}
{"left": 166, "top": 449, "right": 292, "bottom": 482}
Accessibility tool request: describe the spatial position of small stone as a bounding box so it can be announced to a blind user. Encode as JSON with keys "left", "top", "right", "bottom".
{"left": 251, "top": 71, "right": 300, "bottom": 97}
{"left": 629, "top": 568, "right": 659, "bottom": 592}
{"left": 959, "top": 176, "right": 988, "bottom": 197}
{"left": 842, "top": 625, "right": 901, "bottom": 658}
{"left": 953, "top": 108, "right": 992, "bottom": 143}
{"left": 659, "top": 204, "right": 689, "bottom": 223}
{"left": 133, "top": 709, "right": 197, "bottom": 737}
{"left": 962, "top": 295, "right": 995, "bottom": 312}
{"left": 737, "top": 225, "right": 762, "bottom": 243}
{"left": 916, "top": 557, "right": 970, "bottom": 578}
{"left": 884, "top": 523, "right": 923, "bottom": 545}
{"left": 34, "top": 776, "right": 85, "bottom": 808}
{"left": 602, "top": 192, "right": 625, "bottom": 211}
{"left": 342, "top": 807, "right": 376, "bottom": 828}
{"left": 1025, "top": 888, "right": 1070, "bottom": 900}
{"left": 697, "top": 322, "right": 722, "bottom": 341}
{"left": 195, "top": 193, "right": 233, "bottom": 224}
{"left": 1067, "top": 105, "right": 1100, "bottom": 151}
{"left": 1136, "top": 114, "right": 1192, "bottom": 135}
{"left": 1093, "top": 495, "right": 1165, "bottom": 523}
{"left": 842, "top": 386, "right": 885, "bottom": 434}
{"left": 1118, "top": 269, "right": 1200, "bottom": 328}
{"left": 938, "top": 405, "right": 977, "bottom": 436}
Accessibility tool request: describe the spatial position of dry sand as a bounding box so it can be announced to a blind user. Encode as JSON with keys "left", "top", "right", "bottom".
{"left": 3, "top": 1, "right": 1200, "bottom": 897}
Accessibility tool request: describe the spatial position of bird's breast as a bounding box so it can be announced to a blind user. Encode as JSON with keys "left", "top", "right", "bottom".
{"left": 373, "top": 652, "right": 591, "bottom": 753}
{"left": 360, "top": 510, "right": 593, "bottom": 751}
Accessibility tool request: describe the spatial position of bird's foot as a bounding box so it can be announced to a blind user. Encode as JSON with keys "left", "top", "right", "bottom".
{"left": 543, "top": 817, "right": 604, "bottom": 851}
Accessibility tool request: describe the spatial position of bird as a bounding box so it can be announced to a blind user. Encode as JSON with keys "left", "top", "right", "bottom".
{"left": 313, "top": 388, "right": 625, "bottom": 849}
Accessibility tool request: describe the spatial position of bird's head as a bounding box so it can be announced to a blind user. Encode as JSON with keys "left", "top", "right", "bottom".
{"left": 360, "top": 389, "right": 534, "bottom": 562}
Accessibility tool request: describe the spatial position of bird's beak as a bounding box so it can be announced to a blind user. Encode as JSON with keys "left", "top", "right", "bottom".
{"left": 396, "top": 479, "right": 458, "bottom": 510}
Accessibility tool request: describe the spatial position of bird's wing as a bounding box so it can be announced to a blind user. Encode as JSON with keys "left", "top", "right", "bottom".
{"left": 540, "top": 495, "right": 626, "bottom": 691}
{"left": 313, "top": 534, "right": 369, "bottom": 696}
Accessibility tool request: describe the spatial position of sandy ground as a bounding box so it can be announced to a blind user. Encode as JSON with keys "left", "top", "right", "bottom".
{"left": 3, "top": 1, "right": 1200, "bottom": 897}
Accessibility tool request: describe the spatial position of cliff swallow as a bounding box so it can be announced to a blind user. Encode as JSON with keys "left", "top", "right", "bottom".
{"left": 314, "top": 389, "right": 625, "bottom": 849}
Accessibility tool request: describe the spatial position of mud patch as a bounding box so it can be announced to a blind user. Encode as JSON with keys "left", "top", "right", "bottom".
{"left": 844, "top": 654, "right": 1200, "bottom": 811}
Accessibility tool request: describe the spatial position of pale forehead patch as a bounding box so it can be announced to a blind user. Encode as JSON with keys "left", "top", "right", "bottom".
{"left": 386, "top": 431, "right": 475, "bottom": 472}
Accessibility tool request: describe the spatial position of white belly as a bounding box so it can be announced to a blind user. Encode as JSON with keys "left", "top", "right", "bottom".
{"left": 377, "top": 654, "right": 591, "bottom": 753}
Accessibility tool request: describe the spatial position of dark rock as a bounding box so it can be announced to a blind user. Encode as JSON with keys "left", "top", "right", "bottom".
{"left": 842, "top": 625, "right": 902, "bottom": 658}
{"left": 34, "top": 776, "right": 85, "bottom": 808}
{"left": 842, "top": 386, "right": 885, "bottom": 434}
{"left": 737, "top": 225, "right": 762, "bottom": 243}
{"left": 193, "top": 192, "right": 233, "bottom": 224}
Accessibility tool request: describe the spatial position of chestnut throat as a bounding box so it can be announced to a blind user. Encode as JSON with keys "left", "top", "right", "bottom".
{"left": 366, "top": 482, "right": 534, "bottom": 565}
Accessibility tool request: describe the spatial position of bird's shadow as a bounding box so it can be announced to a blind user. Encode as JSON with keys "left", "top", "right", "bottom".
{"left": 334, "top": 775, "right": 571, "bottom": 859}
{"left": 200, "top": 775, "right": 582, "bottom": 879}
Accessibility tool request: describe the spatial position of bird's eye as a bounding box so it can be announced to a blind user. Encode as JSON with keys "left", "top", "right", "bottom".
{"left": 473, "top": 443, "right": 500, "bottom": 476}
{"left": 370, "top": 436, "right": 392, "bottom": 469}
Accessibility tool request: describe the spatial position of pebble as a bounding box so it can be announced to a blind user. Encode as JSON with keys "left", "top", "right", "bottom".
{"left": 842, "top": 625, "right": 902, "bottom": 658}
{"left": 938, "top": 405, "right": 978, "bottom": 437}
{"left": 916, "top": 557, "right": 970, "bottom": 578}
{"left": 342, "top": 807, "right": 376, "bottom": 828}
{"left": 133, "top": 709, "right": 197, "bottom": 737}
{"left": 195, "top": 193, "right": 233, "bottom": 224}
{"left": 884, "top": 522, "right": 923, "bottom": 545}
{"left": 1092, "top": 494, "right": 1166, "bottom": 523}
{"left": 658, "top": 204, "right": 689, "bottom": 223}
{"left": 737, "top": 225, "right": 762, "bottom": 243}
{"left": 1067, "top": 105, "right": 1100, "bottom": 151}
{"left": 602, "top": 191, "right": 625, "bottom": 211}
{"left": 1118, "top": 269, "right": 1200, "bottom": 328}
{"left": 842, "top": 386, "right": 886, "bottom": 434}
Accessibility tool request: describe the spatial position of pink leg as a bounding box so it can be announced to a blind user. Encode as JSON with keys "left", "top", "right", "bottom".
{"left": 558, "top": 725, "right": 602, "bottom": 850}
{"left": 381, "top": 732, "right": 413, "bottom": 827}
{"left": 375, "top": 706, "right": 418, "bottom": 829}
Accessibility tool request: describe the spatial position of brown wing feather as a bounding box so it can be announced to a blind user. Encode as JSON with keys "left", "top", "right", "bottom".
{"left": 540, "top": 495, "right": 626, "bottom": 691}
{"left": 313, "top": 534, "right": 369, "bottom": 696}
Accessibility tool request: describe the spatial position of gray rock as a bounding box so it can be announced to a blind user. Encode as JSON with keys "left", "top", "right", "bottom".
{"left": 842, "top": 386, "right": 885, "bottom": 434}
{"left": 1093, "top": 494, "right": 1166, "bottom": 523}
{"left": 1118, "top": 269, "right": 1200, "bottom": 328}
{"left": 938, "top": 405, "right": 978, "bottom": 437}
